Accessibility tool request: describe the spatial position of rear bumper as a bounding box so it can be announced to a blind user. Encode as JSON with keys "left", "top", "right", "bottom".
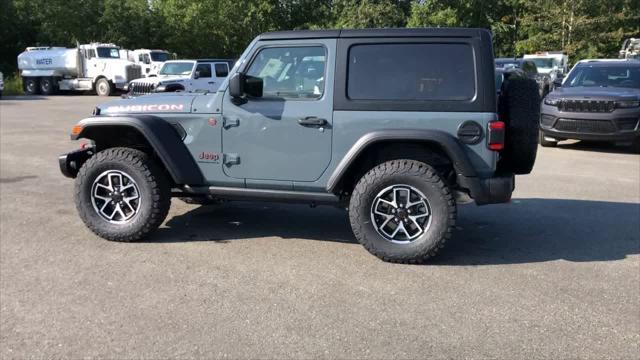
{"left": 59, "top": 148, "right": 94, "bottom": 178}
{"left": 458, "top": 173, "right": 514, "bottom": 205}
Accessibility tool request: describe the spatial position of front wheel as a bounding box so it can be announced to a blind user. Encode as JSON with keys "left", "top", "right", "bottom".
{"left": 95, "top": 78, "right": 112, "bottom": 96}
{"left": 74, "top": 148, "right": 171, "bottom": 241}
{"left": 349, "top": 160, "right": 456, "bottom": 264}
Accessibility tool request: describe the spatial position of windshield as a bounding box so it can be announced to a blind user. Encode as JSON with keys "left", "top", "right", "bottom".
{"left": 528, "top": 58, "right": 556, "bottom": 69}
{"left": 159, "top": 62, "right": 193, "bottom": 75}
{"left": 565, "top": 65, "right": 640, "bottom": 88}
{"left": 97, "top": 47, "right": 120, "bottom": 59}
{"left": 495, "top": 60, "right": 520, "bottom": 69}
{"left": 150, "top": 52, "right": 170, "bottom": 62}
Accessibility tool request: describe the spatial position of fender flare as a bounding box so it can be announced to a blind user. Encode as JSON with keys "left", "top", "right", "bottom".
{"left": 72, "top": 115, "right": 204, "bottom": 185}
{"left": 326, "top": 129, "right": 480, "bottom": 193}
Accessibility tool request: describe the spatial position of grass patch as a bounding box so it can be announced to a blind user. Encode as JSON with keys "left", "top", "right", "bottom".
{"left": 3, "top": 74, "right": 24, "bottom": 95}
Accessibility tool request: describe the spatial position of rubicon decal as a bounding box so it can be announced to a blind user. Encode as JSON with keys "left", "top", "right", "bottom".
{"left": 104, "top": 104, "right": 185, "bottom": 113}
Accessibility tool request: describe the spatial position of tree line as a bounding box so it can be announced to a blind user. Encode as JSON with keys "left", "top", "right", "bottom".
{"left": 1, "top": 0, "right": 638, "bottom": 74}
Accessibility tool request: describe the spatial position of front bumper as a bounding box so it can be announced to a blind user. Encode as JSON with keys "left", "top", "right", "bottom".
{"left": 540, "top": 104, "right": 640, "bottom": 142}
{"left": 59, "top": 147, "right": 94, "bottom": 178}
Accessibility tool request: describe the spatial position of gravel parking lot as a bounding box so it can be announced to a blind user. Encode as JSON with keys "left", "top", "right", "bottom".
{"left": 1, "top": 95, "right": 639, "bottom": 359}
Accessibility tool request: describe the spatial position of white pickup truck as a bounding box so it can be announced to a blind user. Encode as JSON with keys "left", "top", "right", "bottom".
{"left": 123, "top": 49, "right": 173, "bottom": 77}
{"left": 126, "top": 59, "right": 233, "bottom": 96}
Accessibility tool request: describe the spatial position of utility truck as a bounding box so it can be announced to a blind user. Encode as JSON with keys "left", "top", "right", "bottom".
{"left": 122, "top": 49, "right": 173, "bottom": 77}
{"left": 523, "top": 51, "right": 569, "bottom": 90}
{"left": 18, "top": 43, "right": 143, "bottom": 96}
{"left": 619, "top": 38, "right": 640, "bottom": 60}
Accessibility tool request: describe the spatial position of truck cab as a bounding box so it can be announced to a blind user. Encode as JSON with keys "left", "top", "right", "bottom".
{"left": 125, "top": 49, "right": 173, "bottom": 77}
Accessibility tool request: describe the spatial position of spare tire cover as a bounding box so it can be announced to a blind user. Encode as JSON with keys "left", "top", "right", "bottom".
{"left": 501, "top": 77, "right": 541, "bottom": 175}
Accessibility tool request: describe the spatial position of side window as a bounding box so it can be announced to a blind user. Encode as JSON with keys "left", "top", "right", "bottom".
{"left": 138, "top": 54, "right": 144, "bottom": 62}
{"left": 195, "top": 63, "right": 212, "bottom": 78}
{"left": 523, "top": 61, "right": 537, "bottom": 75}
{"left": 87, "top": 49, "right": 96, "bottom": 59}
{"left": 245, "top": 46, "right": 326, "bottom": 99}
{"left": 214, "top": 63, "right": 229, "bottom": 77}
{"left": 347, "top": 43, "right": 475, "bottom": 101}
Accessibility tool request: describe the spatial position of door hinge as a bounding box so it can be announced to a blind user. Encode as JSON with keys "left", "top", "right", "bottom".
{"left": 223, "top": 153, "right": 240, "bottom": 166}
{"left": 223, "top": 117, "right": 240, "bottom": 129}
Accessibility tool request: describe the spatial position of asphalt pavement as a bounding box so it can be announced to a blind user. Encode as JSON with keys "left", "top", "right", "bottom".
{"left": 1, "top": 95, "right": 638, "bottom": 359}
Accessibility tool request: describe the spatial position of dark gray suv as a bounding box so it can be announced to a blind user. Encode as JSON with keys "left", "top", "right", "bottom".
{"left": 540, "top": 59, "right": 640, "bottom": 150}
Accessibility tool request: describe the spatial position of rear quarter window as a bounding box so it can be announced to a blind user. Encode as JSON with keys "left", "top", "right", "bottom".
{"left": 347, "top": 43, "right": 476, "bottom": 101}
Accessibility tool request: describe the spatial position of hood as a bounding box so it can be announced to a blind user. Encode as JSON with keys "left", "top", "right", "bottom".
{"left": 98, "top": 92, "right": 198, "bottom": 115}
{"left": 549, "top": 86, "right": 640, "bottom": 100}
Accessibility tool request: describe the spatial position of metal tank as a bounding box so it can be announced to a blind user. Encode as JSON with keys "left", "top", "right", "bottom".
{"left": 17, "top": 47, "right": 81, "bottom": 77}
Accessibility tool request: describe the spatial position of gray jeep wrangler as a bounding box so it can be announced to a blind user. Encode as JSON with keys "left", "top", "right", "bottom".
{"left": 59, "top": 28, "right": 540, "bottom": 263}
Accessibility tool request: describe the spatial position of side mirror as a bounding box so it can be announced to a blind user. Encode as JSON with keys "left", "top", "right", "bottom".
{"left": 553, "top": 78, "right": 563, "bottom": 88}
{"left": 229, "top": 73, "right": 263, "bottom": 98}
{"left": 194, "top": 71, "right": 200, "bottom": 79}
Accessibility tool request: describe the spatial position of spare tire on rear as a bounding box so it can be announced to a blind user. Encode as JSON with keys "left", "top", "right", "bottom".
{"left": 500, "top": 77, "right": 541, "bottom": 175}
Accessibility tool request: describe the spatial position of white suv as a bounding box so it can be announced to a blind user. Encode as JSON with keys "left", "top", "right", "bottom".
{"left": 127, "top": 59, "right": 233, "bottom": 96}
{"left": 0, "top": 72, "right": 4, "bottom": 98}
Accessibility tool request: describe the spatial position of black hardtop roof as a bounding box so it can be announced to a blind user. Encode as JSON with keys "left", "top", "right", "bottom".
{"left": 259, "top": 28, "right": 490, "bottom": 40}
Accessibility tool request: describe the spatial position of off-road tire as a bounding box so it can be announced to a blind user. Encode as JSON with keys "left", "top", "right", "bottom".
{"left": 74, "top": 147, "right": 171, "bottom": 242}
{"left": 349, "top": 160, "right": 456, "bottom": 264}
{"left": 539, "top": 131, "right": 558, "bottom": 147}
{"left": 501, "top": 77, "right": 540, "bottom": 174}
{"left": 95, "top": 78, "right": 112, "bottom": 96}
{"left": 39, "top": 77, "right": 56, "bottom": 95}
{"left": 24, "top": 77, "right": 40, "bottom": 95}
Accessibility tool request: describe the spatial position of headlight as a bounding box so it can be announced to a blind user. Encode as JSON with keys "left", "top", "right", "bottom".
{"left": 544, "top": 97, "right": 560, "bottom": 106}
{"left": 615, "top": 100, "right": 640, "bottom": 108}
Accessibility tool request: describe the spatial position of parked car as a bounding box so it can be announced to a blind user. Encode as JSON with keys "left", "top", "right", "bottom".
{"left": 495, "top": 57, "right": 551, "bottom": 97}
{"left": 59, "top": 28, "right": 541, "bottom": 263}
{"left": 0, "top": 72, "right": 4, "bottom": 98}
{"left": 126, "top": 59, "right": 233, "bottom": 96}
{"left": 540, "top": 59, "right": 640, "bottom": 151}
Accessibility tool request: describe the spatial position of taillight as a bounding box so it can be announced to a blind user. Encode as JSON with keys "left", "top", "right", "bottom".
{"left": 487, "top": 121, "right": 505, "bottom": 151}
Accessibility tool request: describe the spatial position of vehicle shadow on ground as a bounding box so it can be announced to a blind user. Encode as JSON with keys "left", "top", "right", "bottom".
{"left": 152, "top": 198, "right": 639, "bottom": 265}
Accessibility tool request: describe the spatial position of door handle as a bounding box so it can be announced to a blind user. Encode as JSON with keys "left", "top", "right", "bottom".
{"left": 298, "top": 117, "right": 327, "bottom": 127}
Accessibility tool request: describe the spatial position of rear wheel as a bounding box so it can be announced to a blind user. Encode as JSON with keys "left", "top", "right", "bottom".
{"left": 95, "top": 78, "right": 112, "bottom": 96}
{"left": 24, "top": 77, "right": 40, "bottom": 95}
{"left": 39, "top": 77, "right": 56, "bottom": 95}
{"left": 349, "top": 160, "right": 456, "bottom": 264}
{"left": 74, "top": 147, "right": 171, "bottom": 242}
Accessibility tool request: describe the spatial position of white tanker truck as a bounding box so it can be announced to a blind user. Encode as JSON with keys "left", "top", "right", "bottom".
{"left": 17, "top": 43, "right": 143, "bottom": 96}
